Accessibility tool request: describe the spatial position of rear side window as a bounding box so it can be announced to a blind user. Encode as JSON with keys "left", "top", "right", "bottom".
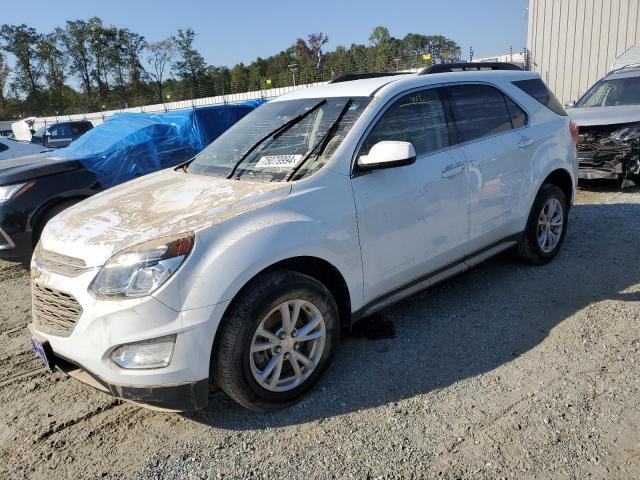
{"left": 512, "top": 78, "right": 567, "bottom": 116}
{"left": 76, "top": 122, "right": 92, "bottom": 134}
{"left": 49, "top": 125, "right": 71, "bottom": 139}
{"left": 505, "top": 97, "right": 527, "bottom": 128}
{"left": 360, "top": 88, "right": 450, "bottom": 157}
{"left": 445, "top": 84, "right": 513, "bottom": 143}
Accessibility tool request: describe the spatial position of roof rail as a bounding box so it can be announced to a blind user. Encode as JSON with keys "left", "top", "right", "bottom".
{"left": 419, "top": 62, "right": 523, "bottom": 75}
{"left": 329, "top": 72, "right": 411, "bottom": 83}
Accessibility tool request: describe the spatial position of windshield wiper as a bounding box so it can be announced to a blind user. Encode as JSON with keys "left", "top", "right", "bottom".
{"left": 287, "top": 98, "right": 353, "bottom": 181}
{"left": 226, "top": 99, "right": 327, "bottom": 180}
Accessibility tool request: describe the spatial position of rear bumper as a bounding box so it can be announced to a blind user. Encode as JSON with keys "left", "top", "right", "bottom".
{"left": 578, "top": 166, "right": 621, "bottom": 180}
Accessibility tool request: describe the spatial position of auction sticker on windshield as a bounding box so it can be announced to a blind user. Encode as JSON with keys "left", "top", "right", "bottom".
{"left": 255, "top": 155, "right": 303, "bottom": 169}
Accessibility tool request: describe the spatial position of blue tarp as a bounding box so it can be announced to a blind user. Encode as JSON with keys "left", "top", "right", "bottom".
{"left": 55, "top": 100, "right": 264, "bottom": 188}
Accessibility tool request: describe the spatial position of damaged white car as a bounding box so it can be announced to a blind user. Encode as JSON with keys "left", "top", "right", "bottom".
{"left": 29, "top": 66, "right": 577, "bottom": 411}
{"left": 567, "top": 64, "right": 640, "bottom": 185}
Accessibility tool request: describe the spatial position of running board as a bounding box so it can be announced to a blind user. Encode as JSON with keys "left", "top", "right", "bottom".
{"left": 352, "top": 237, "right": 519, "bottom": 322}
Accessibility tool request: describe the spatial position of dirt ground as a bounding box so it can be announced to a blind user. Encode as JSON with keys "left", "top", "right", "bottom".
{"left": 1, "top": 183, "right": 639, "bottom": 479}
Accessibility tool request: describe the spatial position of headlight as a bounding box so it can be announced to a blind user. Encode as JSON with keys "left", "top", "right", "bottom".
{"left": 610, "top": 126, "right": 640, "bottom": 142}
{"left": 0, "top": 181, "right": 35, "bottom": 203}
{"left": 90, "top": 233, "right": 194, "bottom": 299}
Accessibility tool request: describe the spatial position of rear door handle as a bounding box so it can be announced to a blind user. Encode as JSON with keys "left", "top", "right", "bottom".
{"left": 518, "top": 137, "right": 534, "bottom": 149}
{"left": 442, "top": 163, "right": 465, "bottom": 178}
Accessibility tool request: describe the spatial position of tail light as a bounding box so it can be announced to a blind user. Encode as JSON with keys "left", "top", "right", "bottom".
{"left": 569, "top": 120, "right": 579, "bottom": 146}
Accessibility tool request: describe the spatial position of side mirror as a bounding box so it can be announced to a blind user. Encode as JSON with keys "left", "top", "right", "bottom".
{"left": 565, "top": 100, "right": 576, "bottom": 109}
{"left": 357, "top": 141, "right": 416, "bottom": 171}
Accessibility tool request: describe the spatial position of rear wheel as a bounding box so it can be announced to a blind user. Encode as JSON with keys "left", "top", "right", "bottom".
{"left": 518, "top": 183, "right": 568, "bottom": 265}
{"left": 212, "top": 270, "right": 339, "bottom": 411}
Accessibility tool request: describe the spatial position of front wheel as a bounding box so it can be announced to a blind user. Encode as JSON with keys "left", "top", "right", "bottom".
{"left": 518, "top": 183, "right": 568, "bottom": 265}
{"left": 212, "top": 270, "right": 339, "bottom": 411}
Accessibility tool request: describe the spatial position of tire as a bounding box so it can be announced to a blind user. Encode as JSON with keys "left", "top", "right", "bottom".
{"left": 212, "top": 270, "right": 340, "bottom": 411}
{"left": 517, "top": 183, "right": 568, "bottom": 265}
{"left": 32, "top": 200, "right": 79, "bottom": 247}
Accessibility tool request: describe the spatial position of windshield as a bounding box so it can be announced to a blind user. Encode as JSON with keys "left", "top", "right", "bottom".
{"left": 188, "top": 97, "right": 370, "bottom": 182}
{"left": 32, "top": 126, "right": 47, "bottom": 138}
{"left": 576, "top": 76, "right": 640, "bottom": 107}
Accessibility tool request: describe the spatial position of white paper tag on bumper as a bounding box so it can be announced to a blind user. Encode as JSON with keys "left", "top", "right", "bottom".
{"left": 255, "top": 154, "right": 303, "bottom": 169}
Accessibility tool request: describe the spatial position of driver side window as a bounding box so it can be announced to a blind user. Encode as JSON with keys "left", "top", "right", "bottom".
{"left": 360, "top": 88, "right": 449, "bottom": 158}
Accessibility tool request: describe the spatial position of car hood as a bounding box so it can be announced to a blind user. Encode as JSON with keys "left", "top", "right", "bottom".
{"left": 41, "top": 169, "right": 292, "bottom": 267}
{"left": 568, "top": 105, "right": 640, "bottom": 127}
{"left": 0, "top": 153, "right": 80, "bottom": 185}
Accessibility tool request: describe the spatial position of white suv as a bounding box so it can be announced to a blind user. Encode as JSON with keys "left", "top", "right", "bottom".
{"left": 29, "top": 67, "right": 578, "bottom": 411}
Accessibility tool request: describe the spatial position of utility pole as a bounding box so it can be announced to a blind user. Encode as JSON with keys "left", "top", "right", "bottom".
{"left": 288, "top": 63, "right": 298, "bottom": 87}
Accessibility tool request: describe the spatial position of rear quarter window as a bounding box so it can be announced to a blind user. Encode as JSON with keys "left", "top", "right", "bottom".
{"left": 513, "top": 78, "right": 567, "bottom": 116}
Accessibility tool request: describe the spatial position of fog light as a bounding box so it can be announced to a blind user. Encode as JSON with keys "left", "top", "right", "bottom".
{"left": 110, "top": 335, "right": 176, "bottom": 369}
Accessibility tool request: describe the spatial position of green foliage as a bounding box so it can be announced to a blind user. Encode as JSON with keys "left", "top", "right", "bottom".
{"left": 172, "top": 29, "right": 207, "bottom": 90}
{"left": 0, "top": 22, "right": 462, "bottom": 119}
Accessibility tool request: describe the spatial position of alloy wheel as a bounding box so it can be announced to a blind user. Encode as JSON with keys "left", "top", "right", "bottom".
{"left": 249, "top": 299, "right": 326, "bottom": 392}
{"left": 537, "top": 197, "right": 564, "bottom": 253}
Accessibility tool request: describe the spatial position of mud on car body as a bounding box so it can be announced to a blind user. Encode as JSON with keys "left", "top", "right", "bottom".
{"left": 29, "top": 65, "right": 578, "bottom": 412}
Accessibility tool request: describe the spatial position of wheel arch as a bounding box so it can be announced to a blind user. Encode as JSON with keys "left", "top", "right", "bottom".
{"left": 542, "top": 168, "right": 574, "bottom": 205}
{"left": 223, "top": 256, "right": 353, "bottom": 330}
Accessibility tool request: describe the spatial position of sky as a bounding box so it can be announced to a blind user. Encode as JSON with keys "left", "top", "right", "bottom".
{"left": 2, "top": 0, "right": 529, "bottom": 67}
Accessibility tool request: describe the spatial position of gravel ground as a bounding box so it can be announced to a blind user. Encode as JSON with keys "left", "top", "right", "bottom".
{"left": 1, "top": 183, "right": 639, "bottom": 479}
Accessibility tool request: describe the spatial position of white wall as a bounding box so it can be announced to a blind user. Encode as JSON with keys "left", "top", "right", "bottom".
{"left": 528, "top": 0, "right": 640, "bottom": 103}
{"left": 32, "top": 81, "right": 329, "bottom": 131}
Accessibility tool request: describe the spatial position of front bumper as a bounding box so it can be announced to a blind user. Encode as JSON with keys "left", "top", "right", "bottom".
{"left": 29, "top": 266, "right": 229, "bottom": 411}
{"left": 0, "top": 207, "right": 32, "bottom": 261}
{"left": 30, "top": 324, "right": 209, "bottom": 411}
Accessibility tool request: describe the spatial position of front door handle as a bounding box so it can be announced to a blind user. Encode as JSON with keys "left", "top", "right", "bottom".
{"left": 442, "top": 163, "right": 464, "bottom": 178}
{"left": 518, "top": 137, "right": 534, "bottom": 149}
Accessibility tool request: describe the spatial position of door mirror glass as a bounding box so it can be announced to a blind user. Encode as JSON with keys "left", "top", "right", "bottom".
{"left": 565, "top": 100, "right": 576, "bottom": 109}
{"left": 357, "top": 141, "right": 416, "bottom": 171}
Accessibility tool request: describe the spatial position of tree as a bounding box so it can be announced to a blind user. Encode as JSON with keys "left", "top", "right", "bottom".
{"left": 369, "top": 26, "right": 391, "bottom": 47}
{"left": 87, "top": 17, "right": 114, "bottom": 101}
{"left": 145, "top": 38, "right": 175, "bottom": 102}
{"left": 109, "top": 28, "right": 147, "bottom": 105}
{"left": 173, "top": 28, "right": 207, "bottom": 91}
{"left": 0, "top": 52, "right": 9, "bottom": 117}
{"left": 368, "top": 26, "right": 397, "bottom": 71}
{"left": 61, "top": 19, "right": 95, "bottom": 99}
{"left": 0, "top": 24, "right": 42, "bottom": 98}
{"left": 121, "top": 30, "right": 147, "bottom": 88}
{"left": 36, "top": 31, "right": 68, "bottom": 111}
{"left": 307, "top": 33, "right": 329, "bottom": 70}
{"left": 229, "top": 63, "right": 248, "bottom": 93}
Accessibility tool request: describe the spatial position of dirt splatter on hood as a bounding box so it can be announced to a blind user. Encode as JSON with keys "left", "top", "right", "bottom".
{"left": 40, "top": 169, "right": 291, "bottom": 266}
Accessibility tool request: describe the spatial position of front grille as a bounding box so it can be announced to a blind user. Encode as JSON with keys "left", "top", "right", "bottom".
{"left": 35, "top": 249, "right": 90, "bottom": 277}
{"left": 32, "top": 283, "right": 83, "bottom": 337}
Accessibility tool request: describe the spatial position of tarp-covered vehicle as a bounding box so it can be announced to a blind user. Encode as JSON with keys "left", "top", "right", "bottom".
{"left": 0, "top": 101, "right": 264, "bottom": 260}
{"left": 567, "top": 63, "right": 640, "bottom": 186}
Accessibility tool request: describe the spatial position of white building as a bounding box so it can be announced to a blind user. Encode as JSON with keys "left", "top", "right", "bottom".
{"left": 474, "top": 52, "right": 526, "bottom": 68}
{"left": 527, "top": 0, "right": 640, "bottom": 103}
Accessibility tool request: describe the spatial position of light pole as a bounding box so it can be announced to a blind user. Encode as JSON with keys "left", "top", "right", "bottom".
{"left": 288, "top": 63, "right": 298, "bottom": 87}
